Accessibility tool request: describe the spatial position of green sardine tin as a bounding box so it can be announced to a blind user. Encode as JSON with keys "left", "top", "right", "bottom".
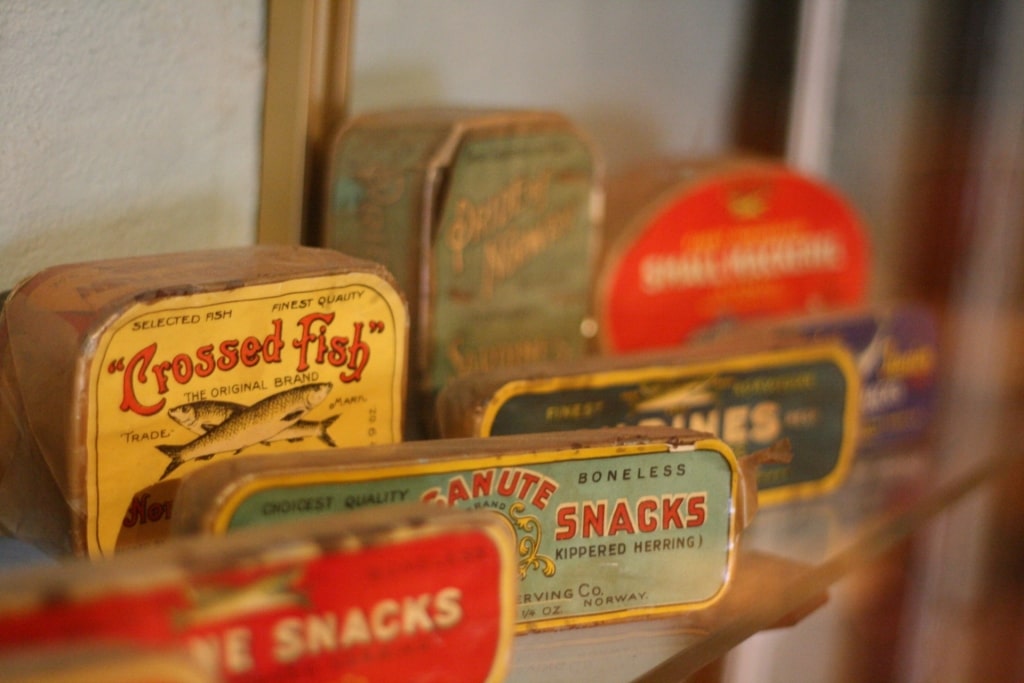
{"left": 427, "top": 124, "right": 597, "bottom": 394}
{"left": 325, "top": 110, "right": 600, "bottom": 434}
{"left": 439, "top": 344, "right": 859, "bottom": 504}
{"left": 178, "top": 430, "right": 746, "bottom": 633}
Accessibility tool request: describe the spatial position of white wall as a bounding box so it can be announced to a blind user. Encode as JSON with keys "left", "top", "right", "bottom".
{"left": 0, "top": 0, "right": 931, "bottom": 300}
{"left": 0, "top": 1, "right": 266, "bottom": 290}
{"left": 0, "top": 0, "right": 755, "bottom": 286}
{"left": 349, "top": 0, "right": 752, "bottom": 175}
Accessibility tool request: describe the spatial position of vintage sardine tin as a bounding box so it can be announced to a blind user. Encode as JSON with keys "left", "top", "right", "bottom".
{"left": 596, "top": 158, "right": 870, "bottom": 352}
{"left": 689, "top": 303, "right": 940, "bottom": 453}
{"left": 0, "top": 246, "right": 409, "bottom": 557}
{"left": 324, "top": 109, "right": 602, "bottom": 435}
{"left": 437, "top": 343, "right": 859, "bottom": 504}
{"left": 0, "top": 505, "right": 516, "bottom": 683}
{"left": 172, "top": 427, "right": 788, "bottom": 633}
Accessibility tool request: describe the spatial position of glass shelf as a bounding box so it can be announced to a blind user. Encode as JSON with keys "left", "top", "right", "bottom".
{"left": 0, "top": 392, "right": 1017, "bottom": 683}
{"left": 506, "top": 394, "right": 1021, "bottom": 682}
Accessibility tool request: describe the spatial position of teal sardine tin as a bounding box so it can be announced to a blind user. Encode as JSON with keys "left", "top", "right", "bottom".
{"left": 171, "top": 427, "right": 788, "bottom": 632}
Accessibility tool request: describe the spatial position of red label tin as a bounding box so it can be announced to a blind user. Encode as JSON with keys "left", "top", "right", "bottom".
{"left": 599, "top": 164, "right": 869, "bottom": 352}
{"left": 0, "top": 510, "right": 514, "bottom": 683}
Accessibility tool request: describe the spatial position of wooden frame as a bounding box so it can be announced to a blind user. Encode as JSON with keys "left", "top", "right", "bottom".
{"left": 257, "top": 0, "right": 353, "bottom": 245}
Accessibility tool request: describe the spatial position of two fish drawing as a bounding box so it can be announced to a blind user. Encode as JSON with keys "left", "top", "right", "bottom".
{"left": 156, "top": 382, "right": 336, "bottom": 480}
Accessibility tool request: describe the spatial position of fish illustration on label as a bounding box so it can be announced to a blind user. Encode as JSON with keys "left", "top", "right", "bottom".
{"left": 631, "top": 376, "right": 719, "bottom": 413}
{"left": 174, "top": 569, "right": 307, "bottom": 629}
{"left": 168, "top": 401, "right": 339, "bottom": 448}
{"left": 156, "top": 383, "right": 334, "bottom": 480}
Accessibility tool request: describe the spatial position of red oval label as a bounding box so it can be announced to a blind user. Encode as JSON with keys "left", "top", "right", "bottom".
{"left": 599, "top": 166, "right": 870, "bottom": 352}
